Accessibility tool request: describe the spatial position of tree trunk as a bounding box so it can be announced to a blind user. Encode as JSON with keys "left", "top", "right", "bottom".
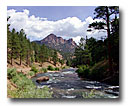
{"left": 11, "top": 49, "right": 13, "bottom": 65}
{"left": 11, "top": 55, "right": 12, "bottom": 65}
{"left": 26, "top": 52, "right": 29, "bottom": 66}
{"left": 20, "top": 55, "right": 22, "bottom": 65}
{"left": 106, "top": 6, "right": 113, "bottom": 73}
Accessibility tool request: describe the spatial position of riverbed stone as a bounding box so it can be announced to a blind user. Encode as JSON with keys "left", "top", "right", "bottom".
{"left": 36, "top": 76, "right": 49, "bottom": 83}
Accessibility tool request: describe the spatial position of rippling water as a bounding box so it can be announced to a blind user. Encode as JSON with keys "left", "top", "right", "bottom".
{"left": 32, "top": 68, "right": 119, "bottom": 98}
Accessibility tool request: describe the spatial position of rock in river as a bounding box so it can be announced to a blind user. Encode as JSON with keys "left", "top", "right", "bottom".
{"left": 36, "top": 76, "right": 49, "bottom": 83}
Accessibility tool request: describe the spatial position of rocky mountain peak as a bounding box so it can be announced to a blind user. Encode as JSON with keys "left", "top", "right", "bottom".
{"left": 34, "top": 34, "right": 77, "bottom": 53}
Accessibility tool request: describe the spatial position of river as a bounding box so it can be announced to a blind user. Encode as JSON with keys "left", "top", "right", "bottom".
{"left": 32, "top": 68, "right": 119, "bottom": 98}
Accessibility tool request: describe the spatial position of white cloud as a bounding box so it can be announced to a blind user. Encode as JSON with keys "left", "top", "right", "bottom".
{"left": 72, "top": 36, "right": 81, "bottom": 44}
{"left": 7, "top": 9, "right": 107, "bottom": 43}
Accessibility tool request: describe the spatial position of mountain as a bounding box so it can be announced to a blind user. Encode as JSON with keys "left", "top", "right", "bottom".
{"left": 34, "top": 34, "right": 77, "bottom": 53}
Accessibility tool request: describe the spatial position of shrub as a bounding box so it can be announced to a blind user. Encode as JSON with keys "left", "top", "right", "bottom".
{"left": 89, "top": 67, "right": 105, "bottom": 80}
{"left": 28, "top": 71, "right": 35, "bottom": 77}
{"left": 54, "top": 67, "right": 59, "bottom": 71}
{"left": 76, "top": 65, "right": 90, "bottom": 78}
{"left": 82, "top": 89, "right": 95, "bottom": 98}
{"left": 82, "top": 89, "right": 106, "bottom": 98}
{"left": 40, "top": 68, "right": 47, "bottom": 73}
{"left": 62, "top": 66, "right": 66, "bottom": 69}
{"left": 30, "top": 66, "right": 38, "bottom": 74}
{"left": 7, "top": 69, "right": 53, "bottom": 98}
{"left": 7, "top": 68, "right": 17, "bottom": 79}
{"left": 47, "top": 65, "right": 54, "bottom": 71}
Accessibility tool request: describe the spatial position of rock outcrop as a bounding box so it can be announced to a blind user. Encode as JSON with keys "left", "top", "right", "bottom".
{"left": 34, "top": 34, "right": 77, "bottom": 53}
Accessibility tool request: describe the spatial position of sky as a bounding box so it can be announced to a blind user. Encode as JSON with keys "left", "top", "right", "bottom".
{"left": 7, "top": 6, "right": 107, "bottom": 44}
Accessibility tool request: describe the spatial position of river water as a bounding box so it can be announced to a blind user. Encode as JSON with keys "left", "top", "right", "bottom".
{"left": 32, "top": 68, "right": 119, "bottom": 98}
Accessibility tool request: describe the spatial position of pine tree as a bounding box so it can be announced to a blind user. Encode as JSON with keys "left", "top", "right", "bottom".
{"left": 39, "top": 44, "right": 47, "bottom": 65}
{"left": 19, "top": 29, "right": 27, "bottom": 65}
{"left": 7, "top": 18, "right": 11, "bottom": 63}
{"left": 32, "top": 42, "right": 40, "bottom": 62}
{"left": 52, "top": 51, "right": 58, "bottom": 66}
{"left": 73, "top": 37, "right": 92, "bottom": 66}
{"left": 10, "top": 29, "right": 21, "bottom": 65}
{"left": 88, "top": 6, "right": 119, "bottom": 73}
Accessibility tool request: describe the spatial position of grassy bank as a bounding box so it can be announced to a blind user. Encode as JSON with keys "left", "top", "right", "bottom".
{"left": 7, "top": 68, "right": 53, "bottom": 98}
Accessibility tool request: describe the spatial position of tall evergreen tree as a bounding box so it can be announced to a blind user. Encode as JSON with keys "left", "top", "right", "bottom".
{"left": 110, "top": 16, "right": 119, "bottom": 72}
{"left": 39, "top": 44, "right": 47, "bottom": 65}
{"left": 10, "top": 29, "right": 21, "bottom": 65}
{"left": 32, "top": 42, "right": 40, "bottom": 62}
{"left": 7, "top": 18, "right": 11, "bottom": 63}
{"left": 52, "top": 51, "right": 58, "bottom": 66}
{"left": 88, "top": 6, "right": 119, "bottom": 73}
{"left": 19, "top": 29, "right": 27, "bottom": 65}
{"left": 73, "top": 37, "right": 92, "bottom": 66}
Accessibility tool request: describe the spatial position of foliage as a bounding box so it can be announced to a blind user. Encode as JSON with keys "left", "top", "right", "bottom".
{"left": 52, "top": 51, "right": 58, "bottom": 66}
{"left": 47, "top": 65, "right": 54, "bottom": 71}
{"left": 62, "top": 66, "right": 66, "bottom": 69}
{"left": 110, "top": 17, "right": 119, "bottom": 72}
{"left": 82, "top": 89, "right": 96, "bottom": 98}
{"left": 7, "top": 68, "right": 17, "bottom": 79}
{"left": 47, "top": 65, "right": 59, "bottom": 71}
{"left": 66, "top": 59, "right": 71, "bottom": 66}
{"left": 82, "top": 89, "right": 108, "bottom": 98}
{"left": 28, "top": 71, "right": 35, "bottom": 77}
{"left": 88, "top": 6, "right": 119, "bottom": 73}
{"left": 7, "top": 18, "right": 59, "bottom": 67}
{"left": 72, "top": 37, "right": 92, "bottom": 67}
{"left": 7, "top": 68, "right": 53, "bottom": 98}
{"left": 30, "top": 66, "right": 38, "bottom": 74}
{"left": 40, "top": 68, "right": 47, "bottom": 73}
{"left": 54, "top": 67, "right": 59, "bottom": 71}
{"left": 76, "top": 65, "right": 90, "bottom": 78}
{"left": 89, "top": 67, "right": 105, "bottom": 80}
{"left": 59, "top": 59, "right": 65, "bottom": 65}
{"left": 39, "top": 44, "right": 49, "bottom": 64}
{"left": 72, "top": 6, "right": 119, "bottom": 85}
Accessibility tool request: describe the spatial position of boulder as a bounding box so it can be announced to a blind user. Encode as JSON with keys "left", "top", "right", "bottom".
{"left": 36, "top": 76, "right": 49, "bottom": 83}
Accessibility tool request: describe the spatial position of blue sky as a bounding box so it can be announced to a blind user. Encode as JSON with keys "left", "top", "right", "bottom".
{"left": 7, "top": 6, "right": 106, "bottom": 44}
{"left": 8, "top": 6, "right": 96, "bottom": 21}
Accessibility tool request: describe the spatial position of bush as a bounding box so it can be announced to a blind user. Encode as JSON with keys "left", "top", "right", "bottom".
{"left": 30, "top": 66, "right": 38, "bottom": 74}
{"left": 82, "top": 89, "right": 106, "bottom": 98}
{"left": 40, "top": 68, "right": 47, "bottom": 73}
{"left": 62, "top": 66, "right": 66, "bottom": 69}
{"left": 82, "top": 89, "right": 95, "bottom": 98}
{"left": 28, "top": 71, "right": 35, "bottom": 77}
{"left": 89, "top": 67, "right": 105, "bottom": 80}
{"left": 47, "top": 65, "right": 54, "bottom": 71}
{"left": 76, "top": 65, "right": 90, "bottom": 78}
{"left": 54, "top": 67, "right": 59, "bottom": 71}
{"left": 7, "top": 68, "right": 53, "bottom": 98}
{"left": 7, "top": 68, "right": 17, "bottom": 79}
